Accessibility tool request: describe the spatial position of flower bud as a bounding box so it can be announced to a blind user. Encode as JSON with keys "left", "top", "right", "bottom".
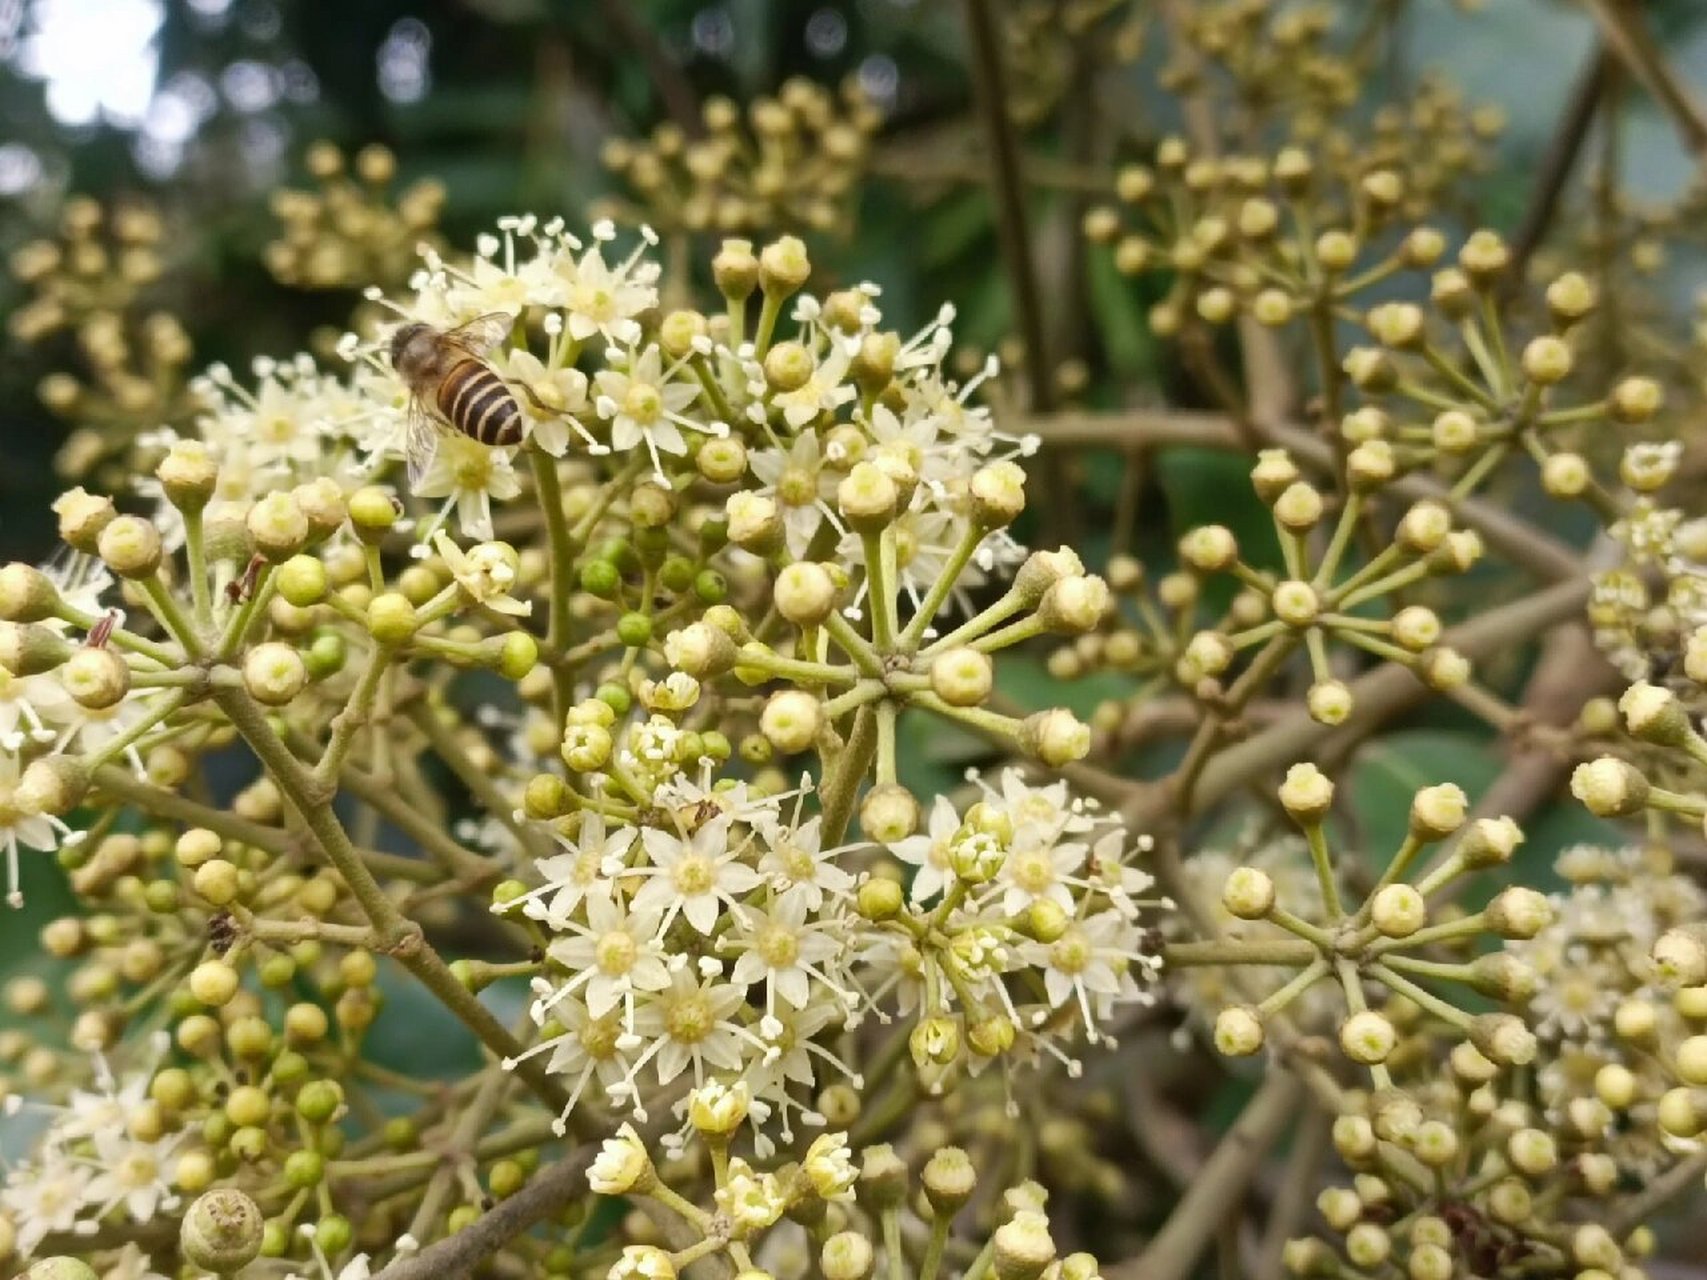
{"left": 1039, "top": 576, "right": 1110, "bottom": 634}
{"left": 1431, "top": 409, "right": 1479, "bottom": 455}
{"left": 1370, "top": 884, "right": 1425, "bottom": 938}
{"left": 1545, "top": 271, "right": 1596, "bottom": 324}
{"left": 97, "top": 516, "right": 163, "bottom": 578}
{"left": 759, "top": 235, "right": 811, "bottom": 296}
{"left": 1520, "top": 335, "right": 1572, "bottom": 385}
{"left": 1395, "top": 501, "right": 1451, "bottom": 554}
{"left": 822, "top": 1234, "right": 873, "bottom": 1280}
{"left": 1013, "top": 548, "right": 1084, "bottom": 606}
{"left": 1609, "top": 375, "right": 1662, "bottom": 425}
{"left": 1505, "top": 1126, "right": 1556, "bottom": 1177}
{"left": 561, "top": 722, "right": 613, "bottom": 772}
{"left": 760, "top": 690, "right": 823, "bottom": 754}
{"left": 243, "top": 642, "right": 307, "bottom": 706}
{"left": 1570, "top": 756, "right": 1649, "bottom": 818}
{"left": 1346, "top": 441, "right": 1396, "bottom": 491}
{"left": 836, "top": 462, "right": 898, "bottom": 531}
{"left": 611, "top": 1246, "right": 677, "bottom": 1280}
{"left": 1653, "top": 928, "right": 1707, "bottom": 986}
{"left": 775, "top": 563, "right": 837, "bottom": 626}
{"left": 1659, "top": 1086, "right": 1705, "bottom": 1138}
{"left": 1278, "top": 762, "right": 1333, "bottom": 824}
{"left": 665, "top": 623, "right": 737, "bottom": 679}
{"left": 1458, "top": 816, "right": 1523, "bottom": 868}
{"left": 1485, "top": 886, "right": 1550, "bottom": 939}
{"left": 970, "top": 461, "right": 1027, "bottom": 528}
{"left": 713, "top": 239, "right": 760, "bottom": 299}
{"left": 1213, "top": 1006, "right": 1264, "bottom": 1056}
{"left": 921, "top": 1147, "right": 977, "bottom": 1215}
{"left": 1342, "top": 347, "right": 1397, "bottom": 392}
{"left": 1019, "top": 708, "right": 1091, "bottom": 767}
{"left": 931, "top": 647, "right": 993, "bottom": 707}
{"left": 245, "top": 493, "right": 310, "bottom": 562}
{"left": 180, "top": 1188, "right": 265, "bottom": 1274}
{"left": 348, "top": 486, "right": 400, "bottom": 541}
{"left": 1272, "top": 483, "right": 1323, "bottom": 532}
{"left": 1345, "top": 1223, "right": 1390, "bottom": 1270}
{"left": 27, "top": 1263, "right": 99, "bottom": 1280}
{"left": 1179, "top": 525, "right": 1237, "bottom": 573}
{"left": 993, "top": 1212, "right": 1056, "bottom": 1280}
{"left": 1409, "top": 783, "right": 1466, "bottom": 840}
{"left": 1221, "top": 867, "right": 1275, "bottom": 920}
{"left": 1619, "top": 680, "right": 1690, "bottom": 745}
{"left": 860, "top": 784, "right": 919, "bottom": 844}
{"left": 1250, "top": 450, "right": 1301, "bottom": 503}
{"left": 53, "top": 488, "right": 117, "bottom": 554}
{"left": 366, "top": 592, "right": 418, "bottom": 646}
{"left": 1271, "top": 581, "right": 1319, "bottom": 628}
{"left": 1415, "top": 646, "right": 1470, "bottom": 691}
{"left": 1470, "top": 1012, "right": 1536, "bottom": 1066}
{"left": 62, "top": 647, "right": 130, "bottom": 709}
{"left": 157, "top": 440, "right": 219, "bottom": 511}
{"left": 1339, "top": 1010, "right": 1397, "bottom": 1065}
{"left": 17, "top": 756, "right": 88, "bottom": 817}
{"left": 1457, "top": 229, "right": 1509, "bottom": 284}
{"left": 1305, "top": 679, "right": 1352, "bottom": 726}
{"left": 1468, "top": 953, "right": 1537, "bottom": 1002}
{"left": 1391, "top": 605, "right": 1440, "bottom": 652}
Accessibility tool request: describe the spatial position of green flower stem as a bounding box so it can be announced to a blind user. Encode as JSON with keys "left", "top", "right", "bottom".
{"left": 182, "top": 506, "right": 213, "bottom": 632}
{"left": 1334, "top": 559, "right": 1433, "bottom": 611}
{"left": 752, "top": 291, "right": 785, "bottom": 356}
{"left": 737, "top": 647, "right": 860, "bottom": 687}
{"left": 530, "top": 447, "right": 577, "bottom": 721}
{"left": 1458, "top": 316, "right": 1506, "bottom": 399}
{"left": 881, "top": 1205, "right": 906, "bottom": 1280}
{"left": 313, "top": 644, "right": 394, "bottom": 788}
{"left": 875, "top": 701, "right": 898, "bottom": 786}
{"left": 138, "top": 574, "right": 202, "bottom": 657}
{"left": 1420, "top": 341, "right": 1499, "bottom": 411}
{"left": 1648, "top": 786, "right": 1707, "bottom": 819}
{"left": 1448, "top": 440, "right": 1512, "bottom": 502}
{"left": 1365, "top": 911, "right": 1485, "bottom": 956}
{"left": 908, "top": 691, "right": 1021, "bottom": 742}
{"left": 213, "top": 686, "right": 572, "bottom": 1117}
{"left": 648, "top": 1181, "right": 714, "bottom": 1233}
{"left": 1267, "top": 906, "right": 1336, "bottom": 951}
{"left": 1412, "top": 851, "right": 1467, "bottom": 899}
{"left": 919, "top": 588, "right": 1028, "bottom": 657}
{"left": 898, "top": 520, "right": 987, "bottom": 650}
{"left": 1335, "top": 628, "right": 1418, "bottom": 666}
{"left": 918, "top": 1214, "right": 952, "bottom": 1280}
{"left": 821, "top": 680, "right": 888, "bottom": 722}
{"left": 1255, "top": 957, "right": 1329, "bottom": 1018}
{"left": 1227, "top": 618, "right": 1286, "bottom": 650}
{"left": 860, "top": 529, "right": 897, "bottom": 650}
{"left": 1367, "top": 962, "right": 1476, "bottom": 1034}
{"left": 1303, "top": 825, "right": 1344, "bottom": 920}
{"left": 821, "top": 610, "right": 885, "bottom": 679}
{"left": 1379, "top": 953, "right": 1476, "bottom": 983}
{"left": 1326, "top": 541, "right": 1405, "bottom": 604}
{"left": 1312, "top": 494, "right": 1363, "bottom": 590}
{"left": 819, "top": 704, "right": 877, "bottom": 844}
{"left": 968, "top": 613, "right": 1047, "bottom": 654}
{"left": 83, "top": 690, "right": 190, "bottom": 772}
{"left": 409, "top": 1053, "right": 517, "bottom": 1245}
{"left": 216, "top": 565, "right": 278, "bottom": 660}
{"left": 1369, "top": 832, "right": 1426, "bottom": 898}
{"left": 1161, "top": 939, "right": 1319, "bottom": 967}
{"left": 690, "top": 355, "right": 736, "bottom": 426}
{"left": 55, "top": 604, "right": 178, "bottom": 667}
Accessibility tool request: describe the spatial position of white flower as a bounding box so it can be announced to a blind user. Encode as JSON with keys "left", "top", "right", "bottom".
{"left": 538, "top": 890, "right": 673, "bottom": 1023}
{"left": 622, "top": 967, "right": 749, "bottom": 1091}
{"left": 507, "top": 809, "right": 636, "bottom": 928}
{"left": 1, "top": 1151, "right": 91, "bottom": 1257}
{"left": 432, "top": 532, "right": 532, "bottom": 616}
{"left": 632, "top": 814, "right": 764, "bottom": 935}
{"left": 412, "top": 432, "right": 522, "bottom": 542}
{"left": 802, "top": 1131, "right": 857, "bottom": 1200}
{"left": 503, "top": 348, "right": 599, "bottom": 458}
{"left": 594, "top": 345, "right": 707, "bottom": 481}
{"left": 1021, "top": 910, "right": 1158, "bottom": 1042}
{"left": 587, "top": 1122, "right": 652, "bottom": 1194}
{"left": 555, "top": 226, "right": 660, "bottom": 347}
{"left": 756, "top": 814, "right": 857, "bottom": 912}
{"left": 750, "top": 430, "right": 840, "bottom": 557}
{"left": 888, "top": 795, "right": 962, "bottom": 904}
{"left": 0, "top": 750, "right": 82, "bottom": 908}
{"left": 727, "top": 895, "right": 848, "bottom": 1025}
{"left": 771, "top": 340, "right": 856, "bottom": 429}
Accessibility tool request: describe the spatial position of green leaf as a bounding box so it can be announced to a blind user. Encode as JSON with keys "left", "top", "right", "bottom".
{"left": 1345, "top": 729, "right": 1498, "bottom": 866}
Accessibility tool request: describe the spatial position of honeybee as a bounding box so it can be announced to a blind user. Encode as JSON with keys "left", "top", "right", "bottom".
{"left": 389, "top": 312, "right": 525, "bottom": 485}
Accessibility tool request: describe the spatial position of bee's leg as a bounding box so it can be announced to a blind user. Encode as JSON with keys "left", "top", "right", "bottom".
{"left": 504, "top": 379, "right": 556, "bottom": 415}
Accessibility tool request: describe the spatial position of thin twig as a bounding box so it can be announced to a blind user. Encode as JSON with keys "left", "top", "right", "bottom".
{"left": 1585, "top": 0, "right": 1707, "bottom": 160}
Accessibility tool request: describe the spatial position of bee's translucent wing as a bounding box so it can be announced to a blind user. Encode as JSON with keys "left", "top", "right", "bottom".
{"left": 443, "top": 312, "right": 516, "bottom": 360}
{"left": 405, "top": 398, "right": 442, "bottom": 491}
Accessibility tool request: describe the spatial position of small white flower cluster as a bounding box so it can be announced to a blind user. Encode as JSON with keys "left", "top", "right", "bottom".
{"left": 500, "top": 759, "right": 1161, "bottom": 1148}
{"left": 0, "top": 1045, "right": 179, "bottom": 1261}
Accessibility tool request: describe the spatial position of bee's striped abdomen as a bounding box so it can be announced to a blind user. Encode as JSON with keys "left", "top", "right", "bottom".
{"left": 437, "top": 359, "right": 523, "bottom": 447}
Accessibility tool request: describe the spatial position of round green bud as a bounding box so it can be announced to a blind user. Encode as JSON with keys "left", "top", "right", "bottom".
{"left": 180, "top": 1188, "right": 265, "bottom": 1275}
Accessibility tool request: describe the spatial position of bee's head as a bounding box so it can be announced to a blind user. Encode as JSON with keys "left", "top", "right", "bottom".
{"left": 388, "top": 322, "right": 431, "bottom": 371}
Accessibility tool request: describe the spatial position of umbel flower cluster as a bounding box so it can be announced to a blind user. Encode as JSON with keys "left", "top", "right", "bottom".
{"left": 0, "top": 221, "right": 1157, "bottom": 1278}
{"left": 12, "top": 2, "right": 1707, "bottom": 1278}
